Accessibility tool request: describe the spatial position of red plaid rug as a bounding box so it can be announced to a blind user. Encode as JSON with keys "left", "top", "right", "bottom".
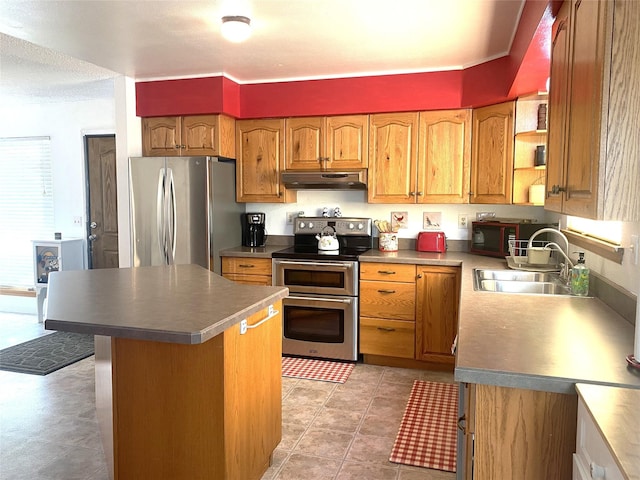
{"left": 281, "top": 356, "right": 354, "bottom": 383}
{"left": 389, "top": 380, "right": 458, "bottom": 472}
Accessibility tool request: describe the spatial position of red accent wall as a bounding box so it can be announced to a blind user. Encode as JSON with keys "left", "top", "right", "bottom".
{"left": 135, "top": 0, "right": 553, "bottom": 118}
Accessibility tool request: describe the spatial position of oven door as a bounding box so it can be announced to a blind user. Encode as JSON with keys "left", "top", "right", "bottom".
{"left": 282, "top": 294, "right": 358, "bottom": 361}
{"left": 272, "top": 259, "right": 358, "bottom": 296}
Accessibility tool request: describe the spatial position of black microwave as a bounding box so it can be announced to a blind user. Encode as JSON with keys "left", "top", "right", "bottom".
{"left": 470, "top": 221, "right": 553, "bottom": 258}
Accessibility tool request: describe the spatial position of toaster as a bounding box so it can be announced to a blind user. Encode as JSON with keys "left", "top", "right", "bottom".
{"left": 416, "top": 231, "right": 447, "bottom": 253}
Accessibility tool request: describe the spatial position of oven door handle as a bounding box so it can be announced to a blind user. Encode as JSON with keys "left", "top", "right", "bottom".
{"left": 275, "top": 260, "right": 352, "bottom": 269}
{"left": 287, "top": 295, "right": 353, "bottom": 304}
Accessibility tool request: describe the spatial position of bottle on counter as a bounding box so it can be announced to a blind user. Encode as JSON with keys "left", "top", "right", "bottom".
{"left": 570, "top": 252, "right": 590, "bottom": 296}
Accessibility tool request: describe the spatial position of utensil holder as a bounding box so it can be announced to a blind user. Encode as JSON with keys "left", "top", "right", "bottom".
{"left": 379, "top": 233, "right": 398, "bottom": 252}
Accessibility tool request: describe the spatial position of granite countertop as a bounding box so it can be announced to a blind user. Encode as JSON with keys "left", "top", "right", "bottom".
{"left": 44, "top": 264, "right": 289, "bottom": 344}
{"left": 576, "top": 383, "right": 640, "bottom": 480}
{"left": 359, "top": 250, "right": 640, "bottom": 394}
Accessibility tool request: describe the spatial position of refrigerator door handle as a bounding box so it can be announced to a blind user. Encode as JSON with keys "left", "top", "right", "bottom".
{"left": 165, "top": 167, "right": 177, "bottom": 264}
{"left": 157, "top": 168, "right": 167, "bottom": 264}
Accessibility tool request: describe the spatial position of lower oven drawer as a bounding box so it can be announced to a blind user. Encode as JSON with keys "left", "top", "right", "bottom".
{"left": 360, "top": 317, "right": 415, "bottom": 358}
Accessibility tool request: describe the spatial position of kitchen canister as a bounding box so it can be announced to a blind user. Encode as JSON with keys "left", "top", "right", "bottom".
{"left": 379, "top": 233, "right": 398, "bottom": 252}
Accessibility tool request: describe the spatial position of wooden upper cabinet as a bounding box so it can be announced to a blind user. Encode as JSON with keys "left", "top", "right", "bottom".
{"left": 325, "top": 115, "right": 368, "bottom": 169}
{"left": 235, "top": 119, "right": 295, "bottom": 203}
{"left": 142, "top": 115, "right": 236, "bottom": 158}
{"left": 546, "top": 0, "right": 640, "bottom": 220}
{"left": 285, "top": 115, "right": 368, "bottom": 170}
{"left": 367, "top": 112, "right": 419, "bottom": 203}
{"left": 142, "top": 117, "right": 180, "bottom": 156}
{"left": 470, "top": 101, "right": 515, "bottom": 204}
{"left": 285, "top": 117, "right": 325, "bottom": 170}
{"left": 417, "top": 110, "right": 471, "bottom": 204}
{"left": 545, "top": 0, "right": 571, "bottom": 214}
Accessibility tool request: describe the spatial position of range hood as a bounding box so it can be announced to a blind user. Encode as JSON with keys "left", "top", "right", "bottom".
{"left": 281, "top": 170, "right": 367, "bottom": 190}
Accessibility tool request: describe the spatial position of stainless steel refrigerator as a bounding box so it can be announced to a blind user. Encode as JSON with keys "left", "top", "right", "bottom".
{"left": 129, "top": 156, "right": 244, "bottom": 274}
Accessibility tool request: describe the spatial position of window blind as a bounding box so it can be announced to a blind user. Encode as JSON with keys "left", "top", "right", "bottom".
{"left": 0, "top": 137, "right": 54, "bottom": 288}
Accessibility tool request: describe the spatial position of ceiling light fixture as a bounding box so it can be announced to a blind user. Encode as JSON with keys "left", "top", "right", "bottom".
{"left": 221, "top": 15, "right": 251, "bottom": 43}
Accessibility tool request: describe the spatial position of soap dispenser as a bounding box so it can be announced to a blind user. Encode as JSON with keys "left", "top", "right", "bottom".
{"left": 570, "top": 252, "right": 590, "bottom": 296}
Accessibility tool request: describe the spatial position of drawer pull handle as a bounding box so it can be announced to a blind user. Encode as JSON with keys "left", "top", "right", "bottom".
{"left": 590, "top": 463, "right": 605, "bottom": 479}
{"left": 238, "top": 264, "right": 255, "bottom": 268}
{"left": 377, "top": 289, "right": 396, "bottom": 294}
{"left": 457, "top": 414, "right": 466, "bottom": 434}
{"left": 377, "top": 327, "right": 396, "bottom": 332}
{"left": 377, "top": 270, "right": 396, "bottom": 275}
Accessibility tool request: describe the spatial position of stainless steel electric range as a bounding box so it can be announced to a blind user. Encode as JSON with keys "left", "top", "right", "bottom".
{"left": 272, "top": 217, "right": 373, "bottom": 361}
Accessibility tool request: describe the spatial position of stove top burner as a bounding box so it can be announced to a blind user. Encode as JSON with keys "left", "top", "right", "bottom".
{"left": 273, "top": 216, "right": 373, "bottom": 261}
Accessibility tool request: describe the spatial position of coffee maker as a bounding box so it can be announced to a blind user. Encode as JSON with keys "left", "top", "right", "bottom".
{"left": 242, "top": 212, "right": 267, "bottom": 247}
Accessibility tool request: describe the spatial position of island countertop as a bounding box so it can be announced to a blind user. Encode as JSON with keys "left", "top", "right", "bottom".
{"left": 44, "top": 264, "right": 289, "bottom": 344}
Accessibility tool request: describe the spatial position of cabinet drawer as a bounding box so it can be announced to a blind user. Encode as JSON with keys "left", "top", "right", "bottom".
{"left": 360, "top": 280, "right": 415, "bottom": 320}
{"left": 223, "top": 273, "right": 272, "bottom": 286}
{"left": 360, "top": 317, "right": 414, "bottom": 358}
{"left": 360, "top": 262, "right": 416, "bottom": 282}
{"left": 221, "top": 257, "right": 272, "bottom": 276}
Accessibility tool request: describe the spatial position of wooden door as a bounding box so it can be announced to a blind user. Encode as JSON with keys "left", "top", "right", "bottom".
{"left": 545, "top": 1, "right": 572, "bottom": 213}
{"left": 285, "top": 117, "right": 325, "bottom": 170}
{"left": 367, "top": 112, "right": 419, "bottom": 203}
{"left": 181, "top": 115, "right": 218, "bottom": 156}
{"left": 470, "top": 102, "right": 515, "bottom": 204}
{"left": 562, "top": 0, "right": 607, "bottom": 218}
{"left": 415, "top": 265, "right": 460, "bottom": 363}
{"left": 142, "top": 116, "right": 180, "bottom": 156}
{"left": 86, "top": 135, "right": 119, "bottom": 269}
{"left": 418, "top": 109, "right": 471, "bottom": 204}
{"left": 326, "top": 115, "right": 369, "bottom": 169}
{"left": 236, "top": 119, "right": 294, "bottom": 203}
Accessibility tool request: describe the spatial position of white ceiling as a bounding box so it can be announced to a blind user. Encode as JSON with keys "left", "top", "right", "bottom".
{"left": 0, "top": 0, "right": 526, "bottom": 104}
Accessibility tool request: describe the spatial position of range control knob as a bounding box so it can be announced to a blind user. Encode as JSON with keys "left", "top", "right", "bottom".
{"left": 308, "top": 222, "right": 314, "bottom": 229}
{"left": 348, "top": 223, "right": 354, "bottom": 229}
{"left": 299, "top": 222, "right": 306, "bottom": 229}
{"left": 358, "top": 223, "right": 364, "bottom": 230}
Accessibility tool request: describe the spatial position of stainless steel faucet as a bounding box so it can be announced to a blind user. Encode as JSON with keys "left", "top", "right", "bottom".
{"left": 527, "top": 228, "right": 574, "bottom": 282}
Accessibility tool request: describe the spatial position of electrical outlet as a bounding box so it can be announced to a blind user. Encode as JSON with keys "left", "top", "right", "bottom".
{"left": 458, "top": 214, "right": 468, "bottom": 229}
{"left": 73, "top": 216, "right": 82, "bottom": 225}
{"left": 286, "top": 211, "right": 296, "bottom": 225}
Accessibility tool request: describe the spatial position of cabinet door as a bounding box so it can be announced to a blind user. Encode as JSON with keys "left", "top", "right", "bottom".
{"left": 326, "top": 115, "right": 369, "bottom": 169}
{"left": 418, "top": 110, "right": 471, "bottom": 204}
{"left": 415, "top": 265, "right": 460, "bottom": 363}
{"left": 562, "top": 0, "right": 608, "bottom": 218}
{"left": 368, "top": 112, "right": 419, "bottom": 203}
{"left": 142, "top": 117, "right": 181, "bottom": 156}
{"left": 285, "top": 117, "right": 325, "bottom": 170}
{"left": 470, "top": 102, "right": 514, "bottom": 204}
{"left": 236, "top": 119, "right": 294, "bottom": 203}
{"left": 181, "top": 115, "right": 218, "bottom": 156}
{"left": 545, "top": 1, "right": 571, "bottom": 213}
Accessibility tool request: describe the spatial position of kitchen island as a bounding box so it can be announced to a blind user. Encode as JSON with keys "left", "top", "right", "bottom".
{"left": 44, "top": 264, "right": 288, "bottom": 480}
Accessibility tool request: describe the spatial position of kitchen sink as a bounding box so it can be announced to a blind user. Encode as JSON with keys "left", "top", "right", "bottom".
{"left": 472, "top": 269, "right": 586, "bottom": 297}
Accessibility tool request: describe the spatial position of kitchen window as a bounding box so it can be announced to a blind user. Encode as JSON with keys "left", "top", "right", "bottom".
{"left": 0, "top": 136, "right": 54, "bottom": 288}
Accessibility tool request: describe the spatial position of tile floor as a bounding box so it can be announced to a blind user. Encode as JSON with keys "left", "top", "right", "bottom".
{"left": 0, "top": 313, "right": 457, "bottom": 480}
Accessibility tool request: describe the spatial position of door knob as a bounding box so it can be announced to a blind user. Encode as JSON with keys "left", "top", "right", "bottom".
{"left": 88, "top": 234, "right": 97, "bottom": 241}
{"left": 90, "top": 222, "right": 97, "bottom": 229}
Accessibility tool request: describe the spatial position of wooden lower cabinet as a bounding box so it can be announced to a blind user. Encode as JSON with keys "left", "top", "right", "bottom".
{"left": 359, "top": 262, "right": 460, "bottom": 367}
{"left": 222, "top": 257, "right": 272, "bottom": 286}
{"left": 468, "top": 383, "right": 577, "bottom": 480}
{"left": 98, "top": 303, "right": 282, "bottom": 480}
{"left": 415, "top": 265, "right": 460, "bottom": 364}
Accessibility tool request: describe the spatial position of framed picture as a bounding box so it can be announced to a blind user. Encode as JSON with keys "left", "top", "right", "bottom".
{"left": 423, "top": 212, "right": 442, "bottom": 230}
{"left": 391, "top": 211, "right": 408, "bottom": 230}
